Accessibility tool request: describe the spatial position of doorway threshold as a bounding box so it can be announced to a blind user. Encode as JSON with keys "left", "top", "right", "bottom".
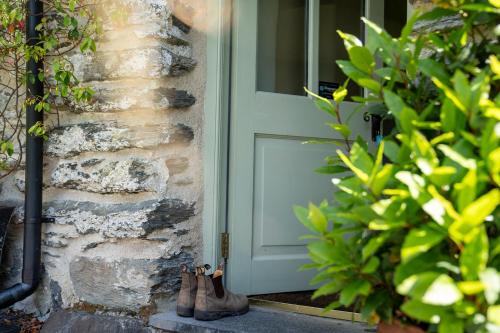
{"left": 249, "top": 298, "right": 365, "bottom": 323}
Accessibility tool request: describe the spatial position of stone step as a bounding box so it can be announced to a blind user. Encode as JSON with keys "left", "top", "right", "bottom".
{"left": 149, "top": 307, "right": 376, "bottom": 333}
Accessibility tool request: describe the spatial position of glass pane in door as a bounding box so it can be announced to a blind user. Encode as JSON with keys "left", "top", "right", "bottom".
{"left": 257, "top": 0, "right": 307, "bottom": 96}
{"left": 385, "top": 1, "right": 407, "bottom": 37}
{"left": 319, "top": 0, "right": 363, "bottom": 99}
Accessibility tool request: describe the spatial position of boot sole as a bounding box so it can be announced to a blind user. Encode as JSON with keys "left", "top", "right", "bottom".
{"left": 177, "top": 306, "right": 195, "bottom": 317}
{"left": 194, "top": 305, "right": 250, "bottom": 321}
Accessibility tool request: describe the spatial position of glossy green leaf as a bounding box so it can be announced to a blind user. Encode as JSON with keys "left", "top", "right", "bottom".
{"left": 401, "top": 225, "right": 446, "bottom": 263}
{"left": 488, "top": 147, "right": 500, "bottom": 186}
{"left": 452, "top": 71, "right": 471, "bottom": 111}
{"left": 348, "top": 46, "right": 375, "bottom": 74}
{"left": 433, "top": 78, "right": 468, "bottom": 114}
{"left": 333, "top": 86, "right": 348, "bottom": 103}
{"left": 340, "top": 280, "right": 371, "bottom": 306}
{"left": 383, "top": 140, "right": 400, "bottom": 163}
{"left": 327, "top": 123, "right": 351, "bottom": 139}
{"left": 337, "top": 60, "right": 370, "bottom": 82}
{"left": 397, "top": 272, "right": 462, "bottom": 306}
{"left": 368, "top": 219, "right": 406, "bottom": 231}
{"left": 413, "top": 130, "right": 439, "bottom": 170}
{"left": 457, "top": 281, "right": 484, "bottom": 295}
{"left": 453, "top": 169, "right": 477, "bottom": 212}
{"left": 305, "top": 87, "right": 336, "bottom": 117}
{"left": 450, "top": 189, "right": 500, "bottom": 239}
{"left": 394, "top": 250, "right": 444, "bottom": 285}
{"left": 312, "top": 280, "right": 344, "bottom": 299}
{"left": 358, "top": 78, "right": 382, "bottom": 92}
{"left": 368, "top": 141, "right": 385, "bottom": 185}
{"left": 481, "top": 119, "right": 498, "bottom": 159}
{"left": 337, "top": 150, "right": 369, "bottom": 183}
{"left": 487, "top": 305, "right": 500, "bottom": 326}
{"left": 460, "top": 227, "right": 489, "bottom": 280}
{"left": 337, "top": 30, "right": 363, "bottom": 49}
{"left": 438, "top": 320, "right": 464, "bottom": 333}
{"left": 362, "top": 257, "right": 380, "bottom": 274}
{"left": 294, "top": 206, "right": 317, "bottom": 233}
{"left": 395, "top": 171, "right": 427, "bottom": 201}
{"left": 361, "top": 17, "right": 396, "bottom": 63}
{"left": 350, "top": 142, "right": 374, "bottom": 174}
{"left": 308, "top": 203, "right": 328, "bottom": 233}
{"left": 314, "top": 165, "right": 349, "bottom": 174}
{"left": 383, "top": 90, "right": 406, "bottom": 118}
{"left": 437, "top": 145, "right": 476, "bottom": 170}
{"left": 362, "top": 231, "right": 391, "bottom": 261}
{"left": 308, "top": 241, "right": 335, "bottom": 263}
{"left": 371, "top": 164, "right": 394, "bottom": 196}
{"left": 419, "top": 58, "right": 451, "bottom": 86}
{"left": 429, "top": 166, "right": 456, "bottom": 187}
{"left": 401, "top": 300, "right": 451, "bottom": 324}
{"left": 479, "top": 268, "right": 500, "bottom": 304}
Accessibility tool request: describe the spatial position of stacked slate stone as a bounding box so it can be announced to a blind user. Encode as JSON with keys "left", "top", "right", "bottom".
{"left": 0, "top": 0, "right": 205, "bottom": 317}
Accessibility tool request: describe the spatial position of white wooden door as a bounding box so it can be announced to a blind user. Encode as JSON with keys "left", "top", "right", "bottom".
{"left": 227, "top": 0, "right": 386, "bottom": 295}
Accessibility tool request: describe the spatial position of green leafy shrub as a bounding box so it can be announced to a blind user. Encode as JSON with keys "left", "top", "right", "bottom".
{"left": 296, "top": 1, "right": 500, "bottom": 332}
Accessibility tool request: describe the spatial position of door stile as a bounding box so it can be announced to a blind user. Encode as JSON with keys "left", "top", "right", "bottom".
{"left": 307, "top": 0, "right": 320, "bottom": 94}
{"left": 226, "top": 0, "right": 258, "bottom": 293}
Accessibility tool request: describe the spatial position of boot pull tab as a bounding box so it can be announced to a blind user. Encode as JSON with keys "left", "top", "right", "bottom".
{"left": 213, "top": 262, "right": 224, "bottom": 278}
{"left": 180, "top": 264, "right": 188, "bottom": 273}
{"left": 196, "top": 264, "right": 213, "bottom": 276}
{"left": 196, "top": 265, "right": 210, "bottom": 276}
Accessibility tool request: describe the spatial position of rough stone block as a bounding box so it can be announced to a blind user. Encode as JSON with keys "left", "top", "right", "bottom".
{"left": 69, "top": 252, "right": 192, "bottom": 310}
{"left": 44, "top": 199, "right": 195, "bottom": 238}
{"left": 413, "top": 15, "right": 462, "bottom": 33}
{"left": 68, "top": 80, "right": 195, "bottom": 113}
{"left": 72, "top": 46, "right": 196, "bottom": 82}
{"left": 99, "top": 0, "right": 192, "bottom": 45}
{"left": 50, "top": 158, "right": 163, "bottom": 194}
{"left": 46, "top": 122, "right": 194, "bottom": 158}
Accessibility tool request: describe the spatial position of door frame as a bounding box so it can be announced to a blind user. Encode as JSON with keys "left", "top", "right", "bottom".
{"left": 203, "top": 0, "right": 233, "bottom": 269}
{"left": 203, "top": 0, "right": 413, "bottom": 289}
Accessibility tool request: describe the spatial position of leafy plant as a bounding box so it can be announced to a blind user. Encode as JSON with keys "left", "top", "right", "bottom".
{"left": 296, "top": 1, "right": 500, "bottom": 332}
{"left": 0, "top": 0, "right": 101, "bottom": 178}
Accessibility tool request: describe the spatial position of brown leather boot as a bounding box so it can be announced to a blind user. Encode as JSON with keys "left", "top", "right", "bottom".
{"left": 176, "top": 264, "right": 198, "bottom": 317}
{"left": 194, "top": 264, "right": 249, "bottom": 321}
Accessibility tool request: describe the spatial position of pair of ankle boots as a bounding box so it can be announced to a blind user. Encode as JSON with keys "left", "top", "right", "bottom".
{"left": 176, "top": 264, "right": 249, "bottom": 321}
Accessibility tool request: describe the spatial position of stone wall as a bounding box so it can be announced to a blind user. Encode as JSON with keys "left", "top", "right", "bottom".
{"left": 0, "top": 0, "right": 206, "bottom": 318}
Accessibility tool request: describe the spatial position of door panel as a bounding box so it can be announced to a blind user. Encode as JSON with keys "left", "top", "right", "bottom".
{"left": 253, "top": 136, "right": 337, "bottom": 249}
{"left": 249, "top": 136, "right": 339, "bottom": 293}
{"left": 227, "top": 0, "right": 384, "bottom": 295}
